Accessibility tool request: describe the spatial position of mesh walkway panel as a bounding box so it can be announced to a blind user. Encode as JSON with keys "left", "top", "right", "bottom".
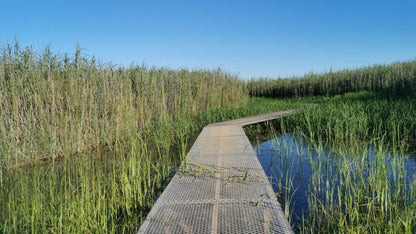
{"left": 138, "top": 110, "right": 297, "bottom": 233}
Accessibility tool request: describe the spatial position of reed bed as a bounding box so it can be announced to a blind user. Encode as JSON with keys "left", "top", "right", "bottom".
{"left": 0, "top": 42, "right": 252, "bottom": 232}
{"left": 302, "top": 139, "right": 416, "bottom": 233}
{"left": 297, "top": 92, "right": 416, "bottom": 232}
{"left": 0, "top": 42, "right": 247, "bottom": 168}
{"left": 3, "top": 40, "right": 415, "bottom": 232}
{"left": 248, "top": 60, "right": 416, "bottom": 98}
{"left": 254, "top": 91, "right": 416, "bottom": 233}
{"left": 298, "top": 91, "right": 416, "bottom": 154}
{"left": 0, "top": 42, "right": 314, "bottom": 232}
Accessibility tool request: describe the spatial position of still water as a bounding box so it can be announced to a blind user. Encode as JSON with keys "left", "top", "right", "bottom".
{"left": 255, "top": 133, "right": 416, "bottom": 226}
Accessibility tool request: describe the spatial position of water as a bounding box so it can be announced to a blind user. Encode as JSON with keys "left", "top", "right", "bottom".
{"left": 255, "top": 133, "right": 416, "bottom": 227}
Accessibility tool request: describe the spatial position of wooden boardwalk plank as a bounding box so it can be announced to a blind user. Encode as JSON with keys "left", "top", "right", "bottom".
{"left": 138, "top": 109, "right": 298, "bottom": 233}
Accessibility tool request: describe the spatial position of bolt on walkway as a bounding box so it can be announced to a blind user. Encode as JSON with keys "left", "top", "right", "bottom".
{"left": 138, "top": 109, "right": 299, "bottom": 233}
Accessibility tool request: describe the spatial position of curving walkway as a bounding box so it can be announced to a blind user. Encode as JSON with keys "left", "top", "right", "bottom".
{"left": 138, "top": 109, "right": 299, "bottom": 233}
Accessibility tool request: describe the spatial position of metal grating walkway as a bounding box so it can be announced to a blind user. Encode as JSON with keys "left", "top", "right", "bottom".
{"left": 138, "top": 109, "right": 299, "bottom": 233}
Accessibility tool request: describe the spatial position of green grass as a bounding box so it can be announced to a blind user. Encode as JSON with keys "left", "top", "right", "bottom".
{"left": 297, "top": 91, "right": 416, "bottom": 154}
{"left": 297, "top": 92, "right": 416, "bottom": 232}
{"left": 248, "top": 60, "right": 416, "bottom": 98}
{"left": 0, "top": 42, "right": 250, "bottom": 232}
{"left": 297, "top": 135, "right": 416, "bottom": 233}
{"left": 2, "top": 40, "right": 416, "bottom": 233}
{"left": 0, "top": 42, "right": 248, "bottom": 168}
{"left": 253, "top": 91, "right": 416, "bottom": 233}
{"left": 0, "top": 42, "right": 314, "bottom": 232}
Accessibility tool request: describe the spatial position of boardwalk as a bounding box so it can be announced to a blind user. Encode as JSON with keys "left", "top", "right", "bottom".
{"left": 138, "top": 109, "right": 299, "bottom": 233}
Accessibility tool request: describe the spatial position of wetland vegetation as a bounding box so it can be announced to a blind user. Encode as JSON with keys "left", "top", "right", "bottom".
{"left": 253, "top": 91, "right": 416, "bottom": 233}
{"left": 1, "top": 42, "right": 415, "bottom": 232}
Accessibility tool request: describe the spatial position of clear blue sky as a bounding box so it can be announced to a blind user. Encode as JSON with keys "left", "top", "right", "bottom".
{"left": 1, "top": 0, "right": 415, "bottom": 79}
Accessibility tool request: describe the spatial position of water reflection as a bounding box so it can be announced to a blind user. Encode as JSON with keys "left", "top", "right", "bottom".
{"left": 255, "top": 133, "right": 416, "bottom": 227}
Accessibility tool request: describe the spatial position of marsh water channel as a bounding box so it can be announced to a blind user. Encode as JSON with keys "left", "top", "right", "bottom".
{"left": 255, "top": 133, "right": 416, "bottom": 228}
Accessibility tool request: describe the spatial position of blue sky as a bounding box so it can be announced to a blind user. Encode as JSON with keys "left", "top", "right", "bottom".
{"left": 1, "top": 0, "right": 415, "bottom": 79}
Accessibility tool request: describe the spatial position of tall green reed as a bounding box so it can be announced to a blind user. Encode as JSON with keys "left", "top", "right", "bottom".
{"left": 0, "top": 41, "right": 247, "bottom": 168}
{"left": 248, "top": 60, "right": 416, "bottom": 99}
{"left": 252, "top": 91, "right": 416, "bottom": 232}
{"left": 0, "top": 42, "right": 315, "bottom": 232}
{"left": 300, "top": 137, "right": 416, "bottom": 233}
{"left": 296, "top": 91, "right": 416, "bottom": 154}
{"left": 0, "top": 41, "right": 249, "bottom": 232}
